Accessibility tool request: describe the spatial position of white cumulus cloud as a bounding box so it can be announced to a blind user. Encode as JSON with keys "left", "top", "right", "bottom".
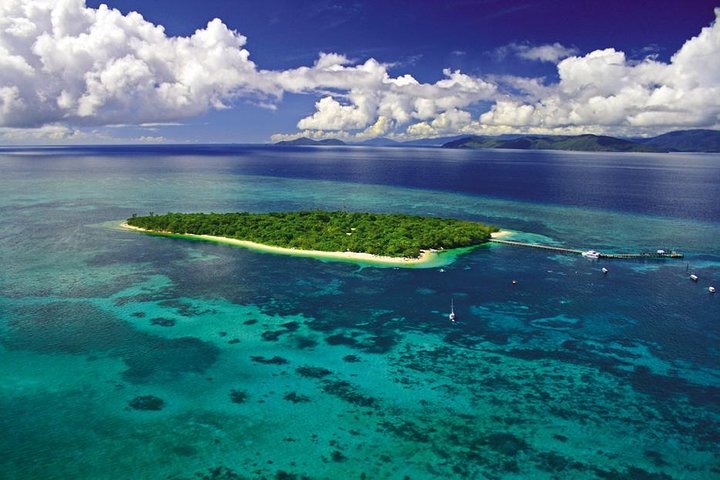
{"left": 273, "top": 60, "right": 497, "bottom": 134}
{"left": 277, "top": 9, "right": 720, "bottom": 141}
{"left": 516, "top": 42, "right": 579, "bottom": 63}
{"left": 495, "top": 42, "right": 578, "bottom": 63}
{"left": 0, "top": 0, "right": 272, "bottom": 128}
{"left": 2, "top": 0, "right": 720, "bottom": 143}
{"left": 297, "top": 96, "right": 373, "bottom": 131}
{"left": 480, "top": 9, "right": 720, "bottom": 134}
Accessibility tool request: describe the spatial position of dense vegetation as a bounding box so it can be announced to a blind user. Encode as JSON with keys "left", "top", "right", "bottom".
{"left": 443, "top": 134, "right": 664, "bottom": 152}
{"left": 126, "top": 211, "right": 497, "bottom": 258}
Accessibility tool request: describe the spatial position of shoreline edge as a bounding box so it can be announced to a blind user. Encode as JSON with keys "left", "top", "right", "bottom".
{"left": 119, "top": 221, "right": 471, "bottom": 268}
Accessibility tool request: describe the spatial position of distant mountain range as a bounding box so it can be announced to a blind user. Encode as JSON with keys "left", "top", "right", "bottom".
{"left": 442, "top": 134, "right": 662, "bottom": 152}
{"left": 273, "top": 135, "right": 464, "bottom": 147}
{"left": 274, "top": 137, "right": 346, "bottom": 146}
{"left": 274, "top": 130, "right": 720, "bottom": 152}
{"left": 640, "top": 129, "right": 720, "bottom": 152}
{"left": 442, "top": 130, "right": 720, "bottom": 153}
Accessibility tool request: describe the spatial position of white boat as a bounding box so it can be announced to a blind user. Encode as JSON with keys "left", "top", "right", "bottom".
{"left": 582, "top": 250, "right": 601, "bottom": 259}
{"left": 602, "top": 267, "right": 608, "bottom": 274}
{"left": 690, "top": 274, "right": 699, "bottom": 282}
{"left": 710, "top": 286, "right": 716, "bottom": 294}
{"left": 449, "top": 298, "right": 456, "bottom": 322}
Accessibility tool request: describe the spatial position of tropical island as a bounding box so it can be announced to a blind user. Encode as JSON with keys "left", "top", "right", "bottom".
{"left": 274, "top": 137, "right": 346, "bottom": 146}
{"left": 442, "top": 133, "right": 663, "bottom": 152}
{"left": 124, "top": 211, "right": 498, "bottom": 266}
{"left": 268, "top": 129, "right": 720, "bottom": 152}
{"left": 441, "top": 129, "right": 720, "bottom": 153}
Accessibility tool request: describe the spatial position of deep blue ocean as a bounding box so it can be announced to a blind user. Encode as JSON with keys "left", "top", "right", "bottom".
{"left": 1, "top": 145, "right": 719, "bottom": 479}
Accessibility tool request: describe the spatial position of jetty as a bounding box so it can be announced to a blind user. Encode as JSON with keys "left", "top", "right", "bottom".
{"left": 489, "top": 239, "right": 683, "bottom": 259}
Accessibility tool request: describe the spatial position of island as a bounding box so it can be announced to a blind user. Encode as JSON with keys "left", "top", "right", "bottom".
{"left": 641, "top": 129, "right": 720, "bottom": 152}
{"left": 123, "top": 211, "right": 498, "bottom": 267}
{"left": 272, "top": 129, "right": 720, "bottom": 152}
{"left": 442, "top": 134, "right": 665, "bottom": 152}
{"left": 274, "top": 137, "right": 346, "bottom": 146}
{"left": 440, "top": 129, "right": 720, "bottom": 153}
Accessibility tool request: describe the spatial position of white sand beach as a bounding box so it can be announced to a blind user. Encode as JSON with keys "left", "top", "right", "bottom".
{"left": 121, "top": 222, "right": 442, "bottom": 267}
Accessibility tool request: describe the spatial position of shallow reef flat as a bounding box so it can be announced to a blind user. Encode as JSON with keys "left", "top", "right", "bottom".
{"left": 1, "top": 148, "right": 719, "bottom": 479}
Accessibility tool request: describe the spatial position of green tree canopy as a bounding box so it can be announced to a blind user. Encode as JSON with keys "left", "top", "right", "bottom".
{"left": 127, "top": 211, "right": 497, "bottom": 258}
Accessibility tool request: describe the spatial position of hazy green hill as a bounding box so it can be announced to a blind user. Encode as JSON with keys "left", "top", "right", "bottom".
{"left": 443, "top": 134, "right": 664, "bottom": 152}
{"left": 126, "top": 211, "right": 497, "bottom": 258}
{"left": 401, "top": 135, "right": 468, "bottom": 146}
{"left": 644, "top": 129, "right": 720, "bottom": 152}
{"left": 550, "top": 134, "right": 663, "bottom": 152}
{"left": 354, "top": 137, "right": 401, "bottom": 146}
{"left": 272, "top": 130, "right": 720, "bottom": 151}
{"left": 274, "top": 137, "right": 346, "bottom": 146}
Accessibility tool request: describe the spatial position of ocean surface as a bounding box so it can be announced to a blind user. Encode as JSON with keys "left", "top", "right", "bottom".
{"left": 1, "top": 145, "right": 719, "bottom": 479}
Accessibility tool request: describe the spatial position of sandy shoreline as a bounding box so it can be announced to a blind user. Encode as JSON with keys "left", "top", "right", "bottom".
{"left": 491, "top": 230, "right": 514, "bottom": 239}
{"left": 120, "top": 222, "right": 444, "bottom": 266}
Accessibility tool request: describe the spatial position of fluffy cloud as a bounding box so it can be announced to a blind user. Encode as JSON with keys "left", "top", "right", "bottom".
{"left": 277, "top": 9, "right": 720, "bottom": 141}
{"left": 0, "top": 0, "right": 272, "bottom": 128}
{"left": 280, "top": 61, "right": 497, "bottom": 132}
{"left": 0, "top": 1, "right": 498, "bottom": 140}
{"left": 481, "top": 10, "right": 720, "bottom": 133}
{"left": 500, "top": 42, "right": 579, "bottom": 63}
{"left": 297, "top": 96, "right": 373, "bottom": 131}
{"left": 269, "top": 51, "right": 498, "bottom": 134}
{"left": 2, "top": 0, "right": 720, "bottom": 143}
{"left": 406, "top": 109, "right": 473, "bottom": 137}
{"left": 0, "top": 124, "right": 112, "bottom": 143}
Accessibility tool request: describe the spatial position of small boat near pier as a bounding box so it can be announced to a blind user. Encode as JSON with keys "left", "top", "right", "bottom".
{"left": 489, "top": 239, "right": 684, "bottom": 260}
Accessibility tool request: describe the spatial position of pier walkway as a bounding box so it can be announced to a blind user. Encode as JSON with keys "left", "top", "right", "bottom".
{"left": 489, "top": 239, "right": 683, "bottom": 259}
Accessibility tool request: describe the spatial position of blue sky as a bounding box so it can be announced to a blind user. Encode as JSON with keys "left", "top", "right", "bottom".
{"left": 1, "top": 0, "right": 718, "bottom": 143}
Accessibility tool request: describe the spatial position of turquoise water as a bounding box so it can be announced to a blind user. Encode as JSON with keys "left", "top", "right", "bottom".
{"left": 1, "top": 147, "right": 719, "bottom": 479}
